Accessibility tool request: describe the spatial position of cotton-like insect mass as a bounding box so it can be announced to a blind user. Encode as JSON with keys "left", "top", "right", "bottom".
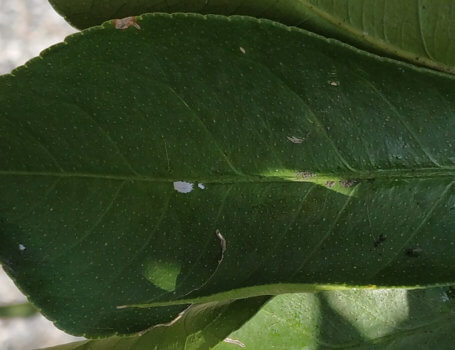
{"left": 173, "top": 181, "right": 193, "bottom": 193}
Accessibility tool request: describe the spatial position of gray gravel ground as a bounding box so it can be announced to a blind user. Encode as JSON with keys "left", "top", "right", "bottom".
{"left": 0, "top": 267, "right": 84, "bottom": 349}
{"left": 0, "top": 0, "right": 76, "bottom": 74}
{"left": 1, "top": 1, "right": 84, "bottom": 348}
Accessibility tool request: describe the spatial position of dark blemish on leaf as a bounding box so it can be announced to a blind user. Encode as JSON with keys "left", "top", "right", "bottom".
{"left": 405, "top": 247, "right": 423, "bottom": 257}
{"left": 114, "top": 16, "right": 141, "bottom": 30}
{"left": 340, "top": 179, "right": 358, "bottom": 188}
{"left": 296, "top": 171, "right": 315, "bottom": 179}
{"left": 373, "top": 234, "right": 387, "bottom": 248}
{"left": 325, "top": 180, "right": 335, "bottom": 188}
{"left": 447, "top": 286, "right": 455, "bottom": 300}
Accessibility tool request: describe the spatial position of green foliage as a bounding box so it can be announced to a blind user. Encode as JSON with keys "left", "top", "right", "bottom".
{"left": 0, "top": 1, "right": 454, "bottom": 349}
{"left": 42, "top": 297, "right": 268, "bottom": 349}
{"left": 49, "top": 0, "right": 455, "bottom": 73}
{"left": 0, "top": 302, "right": 37, "bottom": 318}
{"left": 216, "top": 287, "right": 455, "bottom": 349}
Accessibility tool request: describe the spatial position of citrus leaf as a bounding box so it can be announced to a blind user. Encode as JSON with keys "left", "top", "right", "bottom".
{"left": 49, "top": 0, "right": 455, "bottom": 74}
{"left": 215, "top": 287, "right": 455, "bottom": 349}
{"left": 1, "top": 14, "right": 455, "bottom": 337}
{"left": 40, "top": 296, "right": 268, "bottom": 350}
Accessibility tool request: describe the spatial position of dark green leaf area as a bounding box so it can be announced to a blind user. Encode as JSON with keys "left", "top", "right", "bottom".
{"left": 1, "top": 15, "right": 455, "bottom": 336}
{"left": 50, "top": 0, "right": 308, "bottom": 30}
{"left": 216, "top": 287, "right": 455, "bottom": 349}
{"left": 49, "top": 0, "right": 455, "bottom": 74}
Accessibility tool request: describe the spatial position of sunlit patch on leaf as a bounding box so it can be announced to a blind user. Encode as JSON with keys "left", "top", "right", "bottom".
{"left": 144, "top": 259, "right": 181, "bottom": 292}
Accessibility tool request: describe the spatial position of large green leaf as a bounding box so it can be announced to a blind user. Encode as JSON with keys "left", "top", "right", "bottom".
{"left": 215, "top": 287, "right": 455, "bottom": 349}
{"left": 1, "top": 14, "right": 455, "bottom": 336}
{"left": 49, "top": 0, "right": 455, "bottom": 74}
{"left": 41, "top": 296, "right": 268, "bottom": 350}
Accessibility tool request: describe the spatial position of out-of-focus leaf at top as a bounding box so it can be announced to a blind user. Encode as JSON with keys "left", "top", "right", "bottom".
{"left": 49, "top": 0, "right": 455, "bottom": 74}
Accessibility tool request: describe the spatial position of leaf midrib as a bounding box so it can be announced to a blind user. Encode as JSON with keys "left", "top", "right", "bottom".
{"left": 0, "top": 167, "right": 455, "bottom": 184}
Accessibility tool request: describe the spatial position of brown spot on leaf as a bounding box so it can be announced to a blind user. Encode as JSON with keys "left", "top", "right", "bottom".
{"left": 114, "top": 16, "right": 141, "bottom": 30}
{"left": 340, "top": 179, "right": 358, "bottom": 188}
{"left": 296, "top": 171, "right": 315, "bottom": 179}
{"left": 325, "top": 180, "right": 335, "bottom": 188}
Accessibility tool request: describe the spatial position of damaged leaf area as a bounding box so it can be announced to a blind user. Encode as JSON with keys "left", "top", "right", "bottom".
{"left": 114, "top": 16, "right": 141, "bottom": 30}
{"left": 1, "top": 14, "right": 455, "bottom": 337}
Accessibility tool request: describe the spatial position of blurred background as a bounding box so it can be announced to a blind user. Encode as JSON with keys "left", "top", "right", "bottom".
{"left": 0, "top": 0, "right": 83, "bottom": 348}
{"left": 0, "top": 0, "right": 76, "bottom": 73}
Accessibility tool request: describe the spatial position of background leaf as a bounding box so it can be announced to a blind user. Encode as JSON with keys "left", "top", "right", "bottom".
{"left": 0, "top": 302, "right": 37, "bottom": 318}
{"left": 215, "top": 287, "right": 455, "bottom": 349}
{"left": 1, "top": 14, "right": 455, "bottom": 337}
{"left": 49, "top": 0, "right": 455, "bottom": 74}
{"left": 41, "top": 296, "right": 268, "bottom": 350}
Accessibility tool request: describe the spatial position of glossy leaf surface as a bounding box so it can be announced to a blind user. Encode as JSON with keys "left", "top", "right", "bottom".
{"left": 216, "top": 287, "right": 455, "bottom": 349}
{"left": 1, "top": 14, "right": 455, "bottom": 336}
{"left": 49, "top": 0, "right": 455, "bottom": 74}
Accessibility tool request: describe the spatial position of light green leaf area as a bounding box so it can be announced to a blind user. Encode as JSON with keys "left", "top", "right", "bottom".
{"left": 49, "top": 0, "right": 455, "bottom": 74}
{"left": 0, "top": 302, "right": 37, "bottom": 318}
{"left": 41, "top": 296, "right": 268, "bottom": 350}
{"left": 216, "top": 287, "right": 455, "bottom": 350}
{"left": 1, "top": 14, "right": 455, "bottom": 336}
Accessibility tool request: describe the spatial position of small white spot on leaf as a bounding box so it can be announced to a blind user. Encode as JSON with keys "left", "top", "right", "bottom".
{"left": 173, "top": 181, "right": 194, "bottom": 193}
{"left": 240, "top": 46, "right": 246, "bottom": 54}
{"left": 114, "top": 16, "right": 141, "bottom": 30}
{"left": 329, "top": 80, "right": 339, "bottom": 86}
{"left": 18, "top": 244, "right": 26, "bottom": 251}
{"left": 216, "top": 229, "right": 227, "bottom": 260}
{"left": 287, "top": 136, "right": 305, "bottom": 144}
{"left": 224, "top": 338, "right": 246, "bottom": 348}
{"left": 198, "top": 183, "right": 206, "bottom": 189}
